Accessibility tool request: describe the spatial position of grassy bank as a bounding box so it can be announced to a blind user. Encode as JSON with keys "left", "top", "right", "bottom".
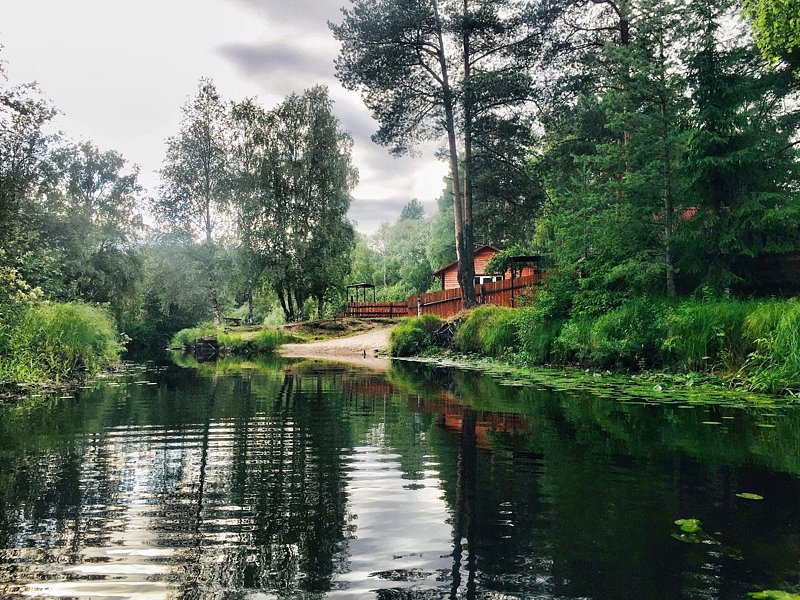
{"left": 0, "top": 301, "right": 124, "bottom": 389}
{"left": 389, "top": 299, "right": 800, "bottom": 395}
{"left": 170, "top": 326, "right": 285, "bottom": 356}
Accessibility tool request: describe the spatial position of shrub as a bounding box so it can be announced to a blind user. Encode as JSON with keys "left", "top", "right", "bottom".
{"left": 455, "top": 305, "right": 520, "bottom": 357}
{"left": 483, "top": 308, "right": 520, "bottom": 357}
{"left": 390, "top": 315, "right": 442, "bottom": 357}
{"left": 553, "top": 317, "right": 593, "bottom": 364}
{"left": 743, "top": 300, "right": 800, "bottom": 393}
{"left": 172, "top": 326, "right": 285, "bottom": 356}
{"left": 1, "top": 302, "right": 123, "bottom": 385}
{"left": 456, "top": 306, "right": 496, "bottom": 354}
{"left": 170, "top": 326, "right": 216, "bottom": 349}
{"left": 588, "top": 299, "right": 669, "bottom": 369}
{"left": 662, "top": 300, "right": 752, "bottom": 372}
{"left": 516, "top": 308, "right": 563, "bottom": 364}
{"left": 251, "top": 329, "right": 284, "bottom": 353}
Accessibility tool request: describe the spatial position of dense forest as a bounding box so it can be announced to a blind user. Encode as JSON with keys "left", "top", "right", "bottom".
{"left": 2, "top": 0, "right": 799, "bottom": 388}
{"left": 335, "top": 0, "right": 800, "bottom": 305}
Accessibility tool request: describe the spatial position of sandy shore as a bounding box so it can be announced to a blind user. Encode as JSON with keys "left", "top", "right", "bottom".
{"left": 278, "top": 327, "right": 391, "bottom": 370}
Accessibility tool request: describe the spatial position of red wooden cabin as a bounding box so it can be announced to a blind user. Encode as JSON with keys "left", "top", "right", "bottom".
{"left": 433, "top": 245, "right": 537, "bottom": 290}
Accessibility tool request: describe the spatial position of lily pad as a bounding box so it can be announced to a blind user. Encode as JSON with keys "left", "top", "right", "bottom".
{"left": 674, "top": 518, "right": 701, "bottom": 533}
{"left": 736, "top": 492, "right": 764, "bottom": 501}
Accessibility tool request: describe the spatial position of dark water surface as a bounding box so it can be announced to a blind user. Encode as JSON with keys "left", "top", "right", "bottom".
{"left": 2, "top": 356, "right": 800, "bottom": 599}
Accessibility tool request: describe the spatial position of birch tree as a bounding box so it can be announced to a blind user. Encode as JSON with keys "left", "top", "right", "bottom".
{"left": 154, "top": 79, "right": 229, "bottom": 323}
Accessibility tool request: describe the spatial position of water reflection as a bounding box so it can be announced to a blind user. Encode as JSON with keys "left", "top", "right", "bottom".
{"left": 0, "top": 357, "right": 799, "bottom": 598}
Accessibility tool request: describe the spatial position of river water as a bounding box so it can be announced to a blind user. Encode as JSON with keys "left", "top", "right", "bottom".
{"left": 1, "top": 356, "right": 799, "bottom": 599}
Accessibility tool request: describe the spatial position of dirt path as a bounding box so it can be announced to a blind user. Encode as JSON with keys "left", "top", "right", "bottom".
{"left": 279, "top": 327, "right": 392, "bottom": 370}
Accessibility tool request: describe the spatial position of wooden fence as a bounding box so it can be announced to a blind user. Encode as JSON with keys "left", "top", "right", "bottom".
{"left": 409, "top": 273, "right": 542, "bottom": 319}
{"left": 342, "top": 301, "right": 408, "bottom": 318}
{"left": 342, "top": 274, "right": 542, "bottom": 320}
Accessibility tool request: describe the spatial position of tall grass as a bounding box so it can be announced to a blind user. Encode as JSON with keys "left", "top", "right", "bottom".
{"left": 517, "top": 308, "right": 563, "bottom": 364}
{"left": 171, "top": 326, "right": 285, "bottom": 356}
{"left": 588, "top": 299, "right": 669, "bottom": 369}
{"left": 455, "top": 305, "right": 519, "bottom": 357}
{"left": 662, "top": 300, "right": 753, "bottom": 372}
{"left": 742, "top": 300, "right": 800, "bottom": 393}
{"left": 0, "top": 302, "right": 123, "bottom": 386}
{"left": 389, "top": 297, "right": 800, "bottom": 394}
{"left": 389, "top": 315, "right": 442, "bottom": 357}
{"left": 553, "top": 317, "right": 593, "bottom": 364}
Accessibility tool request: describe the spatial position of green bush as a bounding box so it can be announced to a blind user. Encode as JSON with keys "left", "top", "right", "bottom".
{"left": 553, "top": 317, "right": 594, "bottom": 364}
{"left": 170, "top": 326, "right": 216, "bottom": 349}
{"left": 483, "top": 308, "right": 520, "bottom": 357}
{"left": 662, "top": 300, "right": 753, "bottom": 372}
{"left": 251, "top": 329, "right": 284, "bottom": 353}
{"left": 172, "top": 326, "right": 285, "bottom": 356}
{"left": 1, "top": 302, "right": 123, "bottom": 385}
{"left": 456, "top": 306, "right": 496, "bottom": 354}
{"left": 588, "top": 299, "right": 669, "bottom": 369}
{"left": 455, "top": 305, "right": 520, "bottom": 357}
{"left": 742, "top": 300, "right": 800, "bottom": 393}
{"left": 390, "top": 315, "right": 442, "bottom": 357}
{"left": 516, "top": 308, "right": 563, "bottom": 364}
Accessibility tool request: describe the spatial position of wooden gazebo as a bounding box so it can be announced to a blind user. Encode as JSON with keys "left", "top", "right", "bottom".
{"left": 346, "top": 283, "right": 376, "bottom": 303}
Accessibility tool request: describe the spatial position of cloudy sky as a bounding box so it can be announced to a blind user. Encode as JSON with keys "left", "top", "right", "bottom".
{"left": 0, "top": 0, "right": 448, "bottom": 233}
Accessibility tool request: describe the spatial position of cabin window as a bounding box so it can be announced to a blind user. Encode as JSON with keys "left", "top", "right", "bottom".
{"left": 474, "top": 274, "right": 504, "bottom": 285}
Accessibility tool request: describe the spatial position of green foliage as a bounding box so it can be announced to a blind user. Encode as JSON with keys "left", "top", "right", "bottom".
{"left": 229, "top": 86, "right": 357, "bottom": 322}
{"left": 456, "top": 305, "right": 519, "bottom": 357}
{"left": 389, "top": 315, "right": 442, "bottom": 357}
{"left": 743, "top": 0, "right": 800, "bottom": 68}
{"left": 171, "top": 326, "right": 285, "bottom": 356}
{"left": 735, "top": 492, "right": 764, "bottom": 500}
{"left": 516, "top": 308, "right": 563, "bottom": 364}
{"left": 662, "top": 300, "right": 752, "bottom": 372}
{"left": 742, "top": 300, "right": 800, "bottom": 393}
{"left": 251, "top": 329, "right": 285, "bottom": 353}
{"left": 483, "top": 244, "right": 531, "bottom": 277}
{"left": 749, "top": 591, "right": 800, "bottom": 600}
{"left": 1, "top": 302, "right": 122, "bottom": 386}
{"left": 553, "top": 317, "right": 594, "bottom": 364}
{"left": 588, "top": 299, "right": 669, "bottom": 369}
{"left": 674, "top": 518, "right": 702, "bottom": 534}
{"left": 170, "top": 326, "right": 217, "bottom": 349}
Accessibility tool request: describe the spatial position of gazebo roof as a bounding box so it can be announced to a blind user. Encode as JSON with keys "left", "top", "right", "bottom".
{"left": 346, "top": 282, "right": 375, "bottom": 290}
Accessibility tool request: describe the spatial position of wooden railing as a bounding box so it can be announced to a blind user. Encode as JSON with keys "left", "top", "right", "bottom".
{"left": 342, "top": 273, "right": 544, "bottom": 320}
{"left": 408, "top": 273, "right": 542, "bottom": 319}
{"left": 342, "top": 301, "right": 408, "bottom": 318}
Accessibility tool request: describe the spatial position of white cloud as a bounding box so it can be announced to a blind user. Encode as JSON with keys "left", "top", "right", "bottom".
{"left": 0, "top": 0, "right": 448, "bottom": 234}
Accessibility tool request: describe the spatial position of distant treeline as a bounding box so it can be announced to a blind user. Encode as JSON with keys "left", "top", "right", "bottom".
{"left": 333, "top": 0, "right": 800, "bottom": 315}
{"left": 1, "top": 55, "right": 356, "bottom": 386}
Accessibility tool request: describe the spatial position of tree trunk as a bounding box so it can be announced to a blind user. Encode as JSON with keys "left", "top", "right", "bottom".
{"left": 294, "top": 288, "right": 305, "bottom": 322}
{"left": 247, "top": 278, "right": 254, "bottom": 324}
{"left": 433, "top": 0, "right": 474, "bottom": 308}
{"left": 278, "top": 285, "right": 293, "bottom": 323}
{"left": 208, "top": 274, "right": 222, "bottom": 325}
{"left": 461, "top": 0, "right": 477, "bottom": 308}
{"left": 659, "top": 38, "right": 677, "bottom": 298}
{"left": 204, "top": 196, "right": 221, "bottom": 324}
{"left": 316, "top": 293, "right": 324, "bottom": 320}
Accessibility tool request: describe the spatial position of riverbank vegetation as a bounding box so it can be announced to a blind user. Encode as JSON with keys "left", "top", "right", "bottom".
{"left": 0, "top": 300, "right": 122, "bottom": 388}
{"left": 390, "top": 299, "right": 800, "bottom": 394}
{"left": 170, "top": 326, "right": 285, "bottom": 357}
